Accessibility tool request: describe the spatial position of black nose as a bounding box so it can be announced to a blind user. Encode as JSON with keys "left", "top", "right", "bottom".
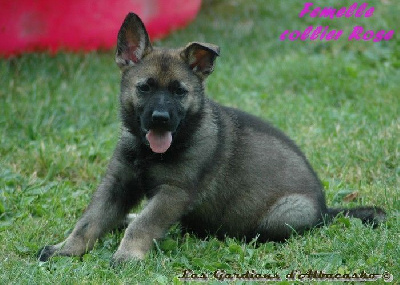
{"left": 152, "top": 110, "right": 170, "bottom": 123}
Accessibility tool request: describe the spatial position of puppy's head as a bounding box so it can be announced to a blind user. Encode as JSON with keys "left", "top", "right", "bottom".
{"left": 116, "top": 13, "right": 220, "bottom": 154}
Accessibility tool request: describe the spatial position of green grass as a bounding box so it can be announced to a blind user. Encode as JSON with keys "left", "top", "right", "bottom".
{"left": 1, "top": 0, "right": 399, "bottom": 283}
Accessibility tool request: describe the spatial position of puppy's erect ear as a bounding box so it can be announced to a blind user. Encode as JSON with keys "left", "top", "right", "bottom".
{"left": 115, "top": 12, "right": 152, "bottom": 69}
{"left": 181, "top": 42, "right": 220, "bottom": 78}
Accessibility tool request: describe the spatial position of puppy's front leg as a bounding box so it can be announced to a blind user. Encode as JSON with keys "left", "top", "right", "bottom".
{"left": 38, "top": 148, "right": 143, "bottom": 262}
{"left": 112, "top": 185, "right": 192, "bottom": 264}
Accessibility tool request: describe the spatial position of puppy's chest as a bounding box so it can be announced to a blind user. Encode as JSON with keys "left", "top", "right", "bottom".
{"left": 140, "top": 160, "right": 222, "bottom": 203}
{"left": 139, "top": 156, "right": 200, "bottom": 192}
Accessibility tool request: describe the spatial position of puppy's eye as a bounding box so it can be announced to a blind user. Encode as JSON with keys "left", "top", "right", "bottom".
{"left": 175, "top": 87, "right": 187, "bottom": 96}
{"left": 137, "top": 83, "right": 151, "bottom": 93}
{"left": 169, "top": 81, "right": 187, "bottom": 97}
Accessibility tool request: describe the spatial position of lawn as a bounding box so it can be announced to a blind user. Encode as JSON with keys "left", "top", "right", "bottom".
{"left": 1, "top": 0, "right": 399, "bottom": 283}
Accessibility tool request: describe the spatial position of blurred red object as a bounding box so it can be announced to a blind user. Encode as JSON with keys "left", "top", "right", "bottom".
{"left": 0, "top": 0, "right": 201, "bottom": 57}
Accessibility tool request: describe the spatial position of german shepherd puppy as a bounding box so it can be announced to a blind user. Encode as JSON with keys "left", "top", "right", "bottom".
{"left": 38, "top": 13, "right": 385, "bottom": 264}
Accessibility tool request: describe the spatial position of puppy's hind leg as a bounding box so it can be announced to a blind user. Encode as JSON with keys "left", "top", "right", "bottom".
{"left": 256, "top": 194, "right": 321, "bottom": 241}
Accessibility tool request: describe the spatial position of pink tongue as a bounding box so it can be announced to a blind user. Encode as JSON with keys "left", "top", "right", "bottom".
{"left": 146, "top": 130, "right": 172, "bottom": 153}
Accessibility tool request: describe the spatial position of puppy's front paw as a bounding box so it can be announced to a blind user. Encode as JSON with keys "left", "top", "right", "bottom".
{"left": 111, "top": 248, "right": 145, "bottom": 267}
{"left": 37, "top": 245, "right": 57, "bottom": 262}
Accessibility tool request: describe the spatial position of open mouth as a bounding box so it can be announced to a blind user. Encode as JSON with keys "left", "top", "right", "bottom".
{"left": 145, "top": 129, "right": 173, "bottom": 154}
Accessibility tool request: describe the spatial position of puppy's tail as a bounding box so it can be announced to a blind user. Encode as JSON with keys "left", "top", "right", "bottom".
{"left": 326, "top": 206, "right": 386, "bottom": 227}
